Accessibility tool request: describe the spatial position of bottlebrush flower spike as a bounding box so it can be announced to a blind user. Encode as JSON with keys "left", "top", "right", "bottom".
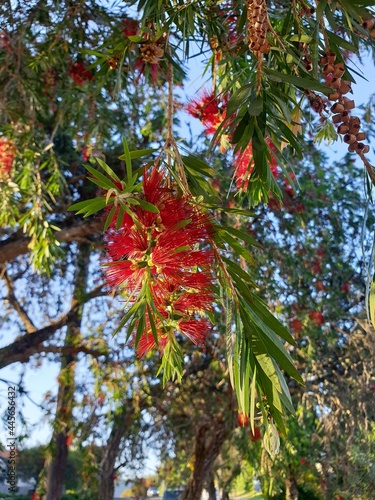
{"left": 68, "top": 61, "right": 93, "bottom": 85}
{"left": 186, "top": 89, "right": 225, "bottom": 135}
{"left": 103, "top": 166, "right": 215, "bottom": 363}
{"left": 234, "top": 138, "right": 279, "bottom": 190}
{"left": 0, "top": 137, "right": 16, "bottom": 180}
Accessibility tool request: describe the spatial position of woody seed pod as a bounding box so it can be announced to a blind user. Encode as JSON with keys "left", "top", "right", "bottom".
{"left": 362, "top": 19, "right": 375, "bottom": 30}
{"left": 326, "top": 51, "right": 336, "bottom": 64}
{"left": 342, "top": 98, "right": 355, "bottom": 110}
{"left": 349, "top": 124, "right": 361, "bottom": 134}
{"left": 339, "top": 80, "right": 351, "bottom": 94}
{"left": 331, "top": 77, "right": 341, "bottom": 89}
{"left": 349, "top": 116, "right": 360, "bottom": 126}
{"left": 320, "top": 56, "right": 328, "bottom": 65}
{"left": 370, "top": 29, "right": 375, "bottom": 39}
{"left": 348, "top": 142, "right": 358, "bottom": 152}
{"left": 332, "top": 63, "right": 345, "bottom": 78}
{"left": 344, "top": 134, "right": 357, "bottom": 144}
{"left": 332, "top": 114, "right": 343, "bottom": 124}
{"left": 331, "top": 103, "right": 345, "bottom": 113}
{"left": 356, "top": 142, "right": 366, "bottom": 152}
{"left": 323, "top": 63, "right": 335, "bottom": 75}
{"left": 337, "top": 124, "right": 349, "bottom": 134}
{"left": 340, "top": 111, "right": 350, "bottom": 123}
{"left": 361, "top": 145, "right": 370, "bottom": 153}
{"left": 328, "top": 92, "right": 340, "bottom": 101}
{"left": 356, "top": 132, "right": 367, "bottom": 141}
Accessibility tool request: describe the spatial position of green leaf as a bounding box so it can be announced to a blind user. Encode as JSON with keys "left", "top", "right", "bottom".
{"left": 96, "top": 158, "right": 121, "bottom": 183}
{"left": 219, "top": 230, "right": 255, "bottom": 265}
{"left": 122, "top": 138, "right": 133, "bottom": 181}
{"left": 119, "top": 148, "right": 157, "bottom": 160}
{"left": 369, "top": 281, "right": 375, "bottom": 330}
{"left": 182, "top": 155, "right": 216, "bottom": 177}
{"left": 265, "top": 68, "right": 332, "bottom": 95}
{"left": 227, "top": 84, "right": 253, "bottom": 116}
{"left": 84, "top": 164, "right": 120, "bottom": 191}
{"left": 136, "top": 199, "right": 160, "bottom": 213}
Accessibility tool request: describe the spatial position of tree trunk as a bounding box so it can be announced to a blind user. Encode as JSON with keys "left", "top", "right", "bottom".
{"left": 43, "top": 244, "right": 90, "bottom": 500}
{"left": 206, "top": 472, "right": 216, "bottom": 500}
{"left": 221, "top": 491, "right": 230, "bottom": 500}
{"left": 98, "top": 405, "right": 135, "bottom": 500}
{"left": 180, "top": 418, "right": 229, "bottom": 500}
{"left": 285, "top": 475, "right": 299, "bottom": 500}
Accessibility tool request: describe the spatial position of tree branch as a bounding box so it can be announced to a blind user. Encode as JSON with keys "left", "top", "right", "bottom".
{"left": 0, "top": 284, "right": 107, "bottom": 368}
{"left": 1, "top": 268, "right": 37, "bottom": 333}
{"left": 0, "top": 218, "right": 103, "bottom": 266}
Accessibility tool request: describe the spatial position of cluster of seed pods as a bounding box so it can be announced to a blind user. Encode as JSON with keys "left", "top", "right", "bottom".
{"left": 323, "top": 52, "right": 369, "bottom": 155}
{"left": 246, "top": 0, "right": 270, "bottom": 56}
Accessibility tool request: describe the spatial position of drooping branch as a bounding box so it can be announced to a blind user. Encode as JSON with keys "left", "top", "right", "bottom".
{"left": 1, "top": 268, "right": 37, "bottom": 333}
{"left": 0, "top": 218, "right": 103, "bottom": 266}
{"left": 0, "top": 284, "right": 106, "bottom": 368}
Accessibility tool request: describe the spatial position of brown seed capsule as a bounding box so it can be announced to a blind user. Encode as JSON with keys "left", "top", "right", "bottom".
{"left": 331, "top": 77, "right": 341, "bottom": 89}
{"left": 332, "top": 114, "right": 343, "bottom": 124}
{"left": 332, "top": 67, "right": 345, "bottom": 78}
{"left": 326, "top": 51, "right": 336, "bottom": 64}
{"left": 361, "top": 145, "right": 370, "bottom": 153}
{"left": 342, "top": 97, "right": 355, "bottom": 110}
{"left": 320, "top": 56, "right": 328, "bottom": 65}
{"left": 323, "top": 63, "right": 335, "bottom": 75}
{"left": 349, "top": 116, "right": 361, "bottom": 126}
{"left": 348, "top": 142, "right": 358, "bottom": 152}
{"left": 370, "top": 29, "right": 375, "bottom": 39}
{"left": 328, "top": 92, "right": 340, "bottom": 101}
{"left": 355, "top": 142, "right": 368, "bottom": 153}
{"left": 339, "top": 80, "right": 351, "bottom": 94}
{"left": 356, "top": 132, "right": 367, "bottom": 141}
{"left": 362, "top": 19, "right": 375, "bottom": 30}
{"left": 337, "top": 124, "right": 349, "bottom": 134}
{"left": 340, "top": 111, "right": 350, "bottom": 123}
{"left": 331, "top": 103, "right": 345, "bottom": 113}
{"left": 349, "top": 124, "right": 361, "bottom": 134}
{"left": 344, "top": 134, "right": 357, "bottom": 144}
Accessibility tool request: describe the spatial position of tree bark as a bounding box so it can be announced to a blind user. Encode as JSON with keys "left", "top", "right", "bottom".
{"left": 43, "top": 244, "right": 90, "bottom": 500}
{"left": 180, "top": 418, "right": 230, "bottom": 500}
{"left": 285, "top": 475, "right": 299, "bottom": 500}
{"left": 98, "top": 405, "right": 135, "bottom": 500}
{"left": 207, "top": 474, "right": 216, "bottom": 500}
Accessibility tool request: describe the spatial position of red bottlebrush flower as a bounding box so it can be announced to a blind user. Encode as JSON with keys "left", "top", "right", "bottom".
{"left": 300, "top": 457, "right": 307, "bottom": 465}
{"left": 122, "top": 17, "right": 138, "bottom": 37}
{"left": 104, "top": 166, "right": 215, "bottom": 356}
{"left": 249, "top": 426, "right": 261, "bottom": 441}
{"left": 291, "top": 318, "right": 303, "bottom": 335}
{"left": 186, "top": 89, "right": 224, "bottom": 135}
{"left": 309, "top": 311, "right": 325, "bottom": 326}
{"left": 341, "top": 282, "right": 350, "bottom": 293}
{"left": 65, "top": 434, "right": 74, "bottom": 447}
{"left": 68, "top": 61, "right": 93, "bottom": 85}
{"left": 237, "top": 412, "right": 249, "bottom": 427}
{"left": 234, "top": 138, "right": 279, "bottom": 190}
{"left": 178, "top": 319, "right": 210, "bottom": 345}
{"left": 0, "top": 137, "right": 15, "bottom": 180}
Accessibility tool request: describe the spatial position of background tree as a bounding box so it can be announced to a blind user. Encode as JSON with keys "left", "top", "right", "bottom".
{"left": 2, "top": 1, "right": 375, "bottom": 500}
